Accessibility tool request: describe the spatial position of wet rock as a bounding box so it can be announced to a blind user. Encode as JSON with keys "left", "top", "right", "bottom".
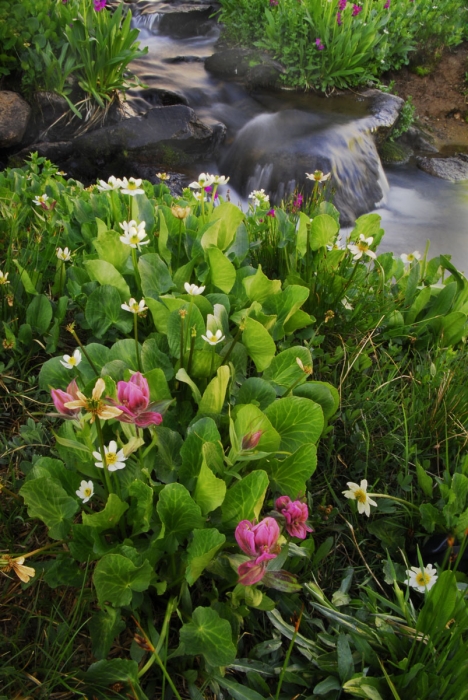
{"left": 74, "top": 105, "right": 226, "bottom": 168}
{"left": 205, "top": 48, "right": 286, "bottom": 87}
{"left": 361, "top": 89, "right": 404, "bottom": 143}
{"left": 416, "top": 153, "right": 468, "bottom": 181}
{"left": 379, "top": 140, "right": 413, "bottom": 165}
{"left": 12, "top": 140, "right": 74, "bottom": 166}
{"left": 144, "top": 3, "right": 216, "bottom": 38}
{"left": 396, "top": 126, "right": 438, "bottom": 153}
{"left": 139, "top": 87, "right": 188, "bottom": 107}
{"left": 0, "top": 91, "right": 31, "bottom": 148}
{"left": 221, "top": 109, "right": 386, "bottom": 225}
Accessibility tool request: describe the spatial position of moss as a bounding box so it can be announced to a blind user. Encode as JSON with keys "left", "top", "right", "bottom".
{"left": 378, "top": 140, "right": 413, "bottom": 164}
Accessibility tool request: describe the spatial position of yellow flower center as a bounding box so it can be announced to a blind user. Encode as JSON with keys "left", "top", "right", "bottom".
{"left": 415, "top": 571, "right": 431, "bottom": 587}
{"left": 130, "top": 234, "right": 140, "bottom": 244}
{"left": 106, "top": 452, "right": 117, "bottom": 465}
{"left": 86, "top": 398, "right": 104, "bottom": 415}
{"left": 128, "top": 182, "right": 137, "bottom": 190}
{"left": 84, "top": 487, "right": 92, "bottom": 497}
{"left": 358, "top": 242, "right": 368, "bottom": 252}
{"left": 131, "top": 303, "right": 140, "bottom": 312}
{"left": 354, "top": 489, "right": 367, "bottom": 503}
{"left": 68, "top": 357, "right": 77, "bottom": 365}
{"left": 407, "top": 254, "right": 415, "bottom": 261}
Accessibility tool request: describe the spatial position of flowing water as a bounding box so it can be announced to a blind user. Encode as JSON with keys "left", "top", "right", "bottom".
{"left": 128, "top": 2, "right": 468, "bottom": 271}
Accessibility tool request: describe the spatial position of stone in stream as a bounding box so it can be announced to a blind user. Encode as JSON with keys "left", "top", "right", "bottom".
{"left": 416, "top": 153, "right": 468, "bottom": 181}
{"left": 0, "top": 91, "right": 31, "bottom": 148}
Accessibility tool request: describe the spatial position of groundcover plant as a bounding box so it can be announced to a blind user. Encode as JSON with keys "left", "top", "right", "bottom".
{"left": 1, "top": 156, "right": 468, "bottom": 699}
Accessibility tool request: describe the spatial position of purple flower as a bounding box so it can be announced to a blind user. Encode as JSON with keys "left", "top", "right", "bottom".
{"left": 384, "top": 0, "right": 390, "bottom": 6}
{"left": 270, "top": 0, "right": 279, "bottom": 5}
{"left": 338, "top": 0, "right": 347, "bottom": 10}
{"left": 51, "top": 379, "right": 80, "bottom": 418}
{"left": 315, "top": 38, "right": 325, "bottom": 50}
{"left": 235, "top": 517, "right": 281, "bottom": 585}
{"left": 293, "top": 193, "right": 303, "bottom": 208}
{"left": 114, "top": 372, "right": 163, "bottom": 428}
{"left": 275, "top": 496, "right": 313, "bottom": 539}
{"left": 266, "top": 209, "right": 276, "bottom": 217}
{"left": 352, "top": 3, "right": 362, "bottom": 15}
{"left": 93, "top": 0, "right": 106, "bottom": 11}
{"left": 337, "top": 11, "right": 343, "bottom": 23}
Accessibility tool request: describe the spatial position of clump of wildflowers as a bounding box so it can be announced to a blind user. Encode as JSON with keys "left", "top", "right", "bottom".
{"left": 235, "top": 517, "right": 281, "bottom": 585}
{"left": 275, "top": 496, "right": 313, "bottom": 538}
{"left": 352, "top": 3, "right": 363, "bottom": 15}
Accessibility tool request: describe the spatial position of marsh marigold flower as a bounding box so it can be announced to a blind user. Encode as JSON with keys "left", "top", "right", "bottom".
{"left": 342, "top": 479, "right": 377, "bottom": 517}
{"left": 64, "top": 378, "right": 122, "bottom": 423}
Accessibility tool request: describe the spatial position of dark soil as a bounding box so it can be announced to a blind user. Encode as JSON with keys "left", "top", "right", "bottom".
{"left": 389, "top": 42, "right": 468, "bottom": 151}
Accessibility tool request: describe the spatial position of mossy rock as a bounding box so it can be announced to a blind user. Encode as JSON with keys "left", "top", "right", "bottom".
{"left": 379, "top": 140, "right": 413, "bottom": 164}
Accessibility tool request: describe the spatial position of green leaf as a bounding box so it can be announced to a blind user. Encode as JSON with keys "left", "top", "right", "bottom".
{"left": 127, "top": 480, "right": 154, "bottom": 535}
{"left": 109, "top": 339, "right": 141, "bottom": 370}
{"left": 337, "top": 633, "right": 354, "bottom": 682}
{"left": 157, "top": 208, "right": 171, "bottom": 266}
{"left": 194, "top": 455, "right": 227, "bottom": 515}
{"left": 180, "top": 607, "right": 236, "bottom": 666}
{"left": 39, "top": 355, "right": 74, "bottom": 391}
{"left": 263, "top": 285, "right": 309, "bottom": 340}
{"left": 243, "top": 265, "right": 281, "bottom": 304}
{"left": 175, "top": 368, "right": 202, "bottom": 404}
{"left": 264, "top": 443, "right": 317, "bottom": 497}
{"left": 222, "top": 470, "right": 269, "bottom": 528}
{"left": 138, "top": 253, "right": 174, "bottom": 296}
{"left": 242, "top": 316, "right": 276, "bottom": 372}
{"left": 206, "top": 246, "right": 236, "bottom": 294}
{"left": 234, "top": 404, "right": 281, "bottom": 455}
{"left": 157, "top": 483, "right": 204, "bottom": 553}
{"left": 88, "top": 607, "right": 126, "bottom": 660}
{"left": 83, "top": 659, "right": 142, "bottom": 691}
{"left": 13, "top": 259, "right": 38, "bottom": 294}
{"left": 145, "top": 368, "right": 172, "bottom": 401}
{"left": 84, "top": 259, "right": 131, "bottom": 301}
{"left": 179, "top": 418, "right": 223, "bottom": 488}
{"left": 236, "top": 377, "right": 277, "bottom": 409}
{"left": 82, "top": 494, "right": 129, "bottom": 531}
{"left": 263, "top": 346, "right": 312, "bottom": 395}
{"left": 141, "top": 339, "right": 174, "bottom": 380}
{"left": 293, "top": 381, "right": 340, "bottom": 421}
{"left": 199, "top": 365, "right": 230, "bottom": 415}
{"left": 167, "top": 304, "right": 205, "bottom": 358}
{"left": 93, "top": 554, "right": 153, "bottom": 607}
{"left": 146, "top": 297, "right": 170, "bottom": 334}
{"left": 26, "top": 294, "right": 53, "bottom": 333}
{"left": 213, "top": 674, "right": 267, "bottom": 700}
{"left": 439, "top": 311, "right": 466, "bottom": 346}
{"left": 209, "top": 201, "right": 245, "bottom": 250}
{"left": 93, "top": 230, "right": 130, "bottom": 272}
{"left": 85, "top": 285, "right": 133, "bottom": 337}
{"left": 309, "top": 214, "right": 339, "bottom": 250}
{"left": 20, "top": 477, "right": 78, "bottom": 539}
{"left": 418, "top": 571, "right": 458, "bottom": 636}
{"left": 265, "top": 396, "right": 323, "bottom": 453}
{"left": 416, "top": 463, "right": 433, "bottom": 498}
{"left": 186, "top": 529, "right": 226, "bottom": 585}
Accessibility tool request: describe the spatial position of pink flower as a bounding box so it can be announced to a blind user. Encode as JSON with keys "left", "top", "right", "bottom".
{"left": 93, "top": 0, "right": 106, "bottom": 10}
{"left": 267, "top": 209, "right": 276, "bottom": 217}
{"left": 337, "top": 11, "right": 343, "bottom": 23}
{"left": 315, "top": 38, "right": 325, "bottom": 50}
{"left": 241, "top": 430, "right": 264, "bottom": 451}
{"left": 384, "top": 0, "right": 390, "bottom": 6}
{"left": 338, "top": 0, "right": 347, "bottom": 9}
{"left": 114, "top": 372, "right": 163, "bottom": 428}
{"left": 275, "top": 496, "right": 313, "bottom": 539}
{"left": 352, "top": 3, "right": 362, "bottom": 15}
{"left": 293, "top": 193, "right": 303, "bottom": 208}
{"left": 51, "top": 379, "right": 80, "bottom": 417}
{"left": 235, "top": 517, "right": 281, "bottom": 585}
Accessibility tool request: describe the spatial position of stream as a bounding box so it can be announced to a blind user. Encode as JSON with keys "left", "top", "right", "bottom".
{"left": 127, "top": 3, "right": 468, "bottom": 272}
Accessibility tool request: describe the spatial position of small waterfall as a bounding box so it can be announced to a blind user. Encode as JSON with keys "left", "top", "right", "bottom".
{"left": 133, "top": 11, "right": 162, "bottom": 32}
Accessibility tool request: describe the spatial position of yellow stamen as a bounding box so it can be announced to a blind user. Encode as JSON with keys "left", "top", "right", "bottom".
{"left": 415, "top": 572, "right": 431, "bottom": 586}
{"left": 354, "top": 489, "right": 367, "bottom": 503}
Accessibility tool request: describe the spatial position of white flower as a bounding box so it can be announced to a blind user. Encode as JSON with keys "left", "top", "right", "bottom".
{"left": 210, "top": 174, "right": 230, "bottom": 186}
{"left": 249, "top": 189, "right": 270, "bottom": 206}
{"left": 400, "top": 251, "right": 421, "bottom": 264}
{"left": 92, "top": 440, "right": 127, "bottom": 472}
{"left": 0, "top": 270, "right": 9, "bottom": 285}
{"left": 347, "top": 234, "right": 377, "bottom": 260}
{"left": 56, "top": 247, "right": 72, "bottom": 261}
{"left": 405, "top": 564, "right": 438, "bottom": 593}
{"left": 156, "top": 172, "right": 168, "bottom": 181}
{"left": 97, "top": 175, "right": 123, "bottom": 191}
{"left": 188, "top": 173, "right": 215, "bottom": 189}
{"left": 383, "top": 28, "right": 389, "bottom": 34}
{"left": 184, "top": 283, "right": 205, "bottom": 296}
{"left": 305, "top": 171, "right": 331, "bottom": 183}
{"left": 342, "top": 479, "right": 377, "bottom": 517}
{"left": 202, "top": 329, "right": 225, "bottom": 346}
{"left": 56, "top": 170, "right": 67, "bottom": 176}
{"left": 121, "top": 298, "right": 148, "bottom": 314}
{"left": 76, "top": 480, "right": 94, "bottom": 503}
{"left": 119, "top": 220, "right": 149, "bottom": 250}
{"left": 33, "top": 194, "right": 49, "bottom": 206}
{"left": 60, "top": 348, "right": 82, "bottom": 369}
{"left": 192, "top": 191, "right": 207, "bottom": 202}
{"left": 296, "top": 356, "right": 312, "bottom": 375}
{"left": 120, "top": 177, "right": 144, "bottom": 196}
{"left": 342, "top": 298, "right": 353, "bottom": 310}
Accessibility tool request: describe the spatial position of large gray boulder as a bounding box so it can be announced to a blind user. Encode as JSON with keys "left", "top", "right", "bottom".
{"left": 74, "top": 105, "right": 226, "bottom": 166}
{"left": 0, "top": 91, "right": 31, "bottom": 148}
{"left": 416, "top": 154, "right": 468, "bottom": 181}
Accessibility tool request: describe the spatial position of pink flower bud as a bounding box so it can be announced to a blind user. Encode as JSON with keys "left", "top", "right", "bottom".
{"left": 114, "top": 373, "right": 164, "bottom": 428}
{"left": 235, "top": 517, "right": 281, "bottom": 584}
{"left": 51, "top": 379, "right": 80, "bottom": 417}
{"left": 275, "top": 496, "right": 313, "bottom": 539}
{"left": 241, "top": 430, "right": 264, "bottom": 451}
{"left": 238, "top": 559, "right": 268, "bottom": 585}
{"left": 135, "top": 411, "right": 163, "bottom": 428}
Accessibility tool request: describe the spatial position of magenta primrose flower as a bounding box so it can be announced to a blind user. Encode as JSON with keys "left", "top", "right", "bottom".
{"left": 275, "top": 496, "right": 313, "bottom": 539}
{"left": 235, "top": 517, "right": 281, "bottom": 585}
{"left": 384, "top": 0, "right": 390, "bottom": 6}
{"left": 93, "top": 0, "right": 106, "bottom": 11}
{"left": 336, "top": 11, "right": 343, "bottom": 23}
{"left": 315, "top": 38, "right": 325, "bottom": 50}
{"left": 352, "top": 3, "right": 362, "bottom": 15}
{"left": 293, "top": 193, "right": 303, "bottom": 208}
{"left": 51, "top": 379, "right": 81, "bottom": 418}
{"left": 338, "top": 0, "right": 347, "bottom": 9}
{"left": 114, "top": 372, "right": 163, "bottom": 428}
{"left": 266, "top": 209, "right": 276, "bottom": 217}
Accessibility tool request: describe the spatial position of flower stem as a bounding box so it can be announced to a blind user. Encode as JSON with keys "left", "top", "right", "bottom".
{"left": 59, "top": 261, "right": 65, "bottom": 297}
{"left": 186, "top": 326, "right": 196, "bottom": 376}
{"left": 134, "top": 313, "right": 142, "bottom": 372}
{"left": 95, "top": 417, "right": 113, "bottom": 495}
{"left": 68, "top": 326, "right": 99, "bottom": 376}
{"left": 179, "top": 315, "right": 185, "bottom": 370}
{"left": 275, "top": 608, "right": 303, "bottom": 700}
{"left": 176, "top": 219, "right": 183, "bottom": 269}
{"left": 221, "top": 324, "right": 243, "bottom": 366}
{"left": 368, "top": 493, "right": 419, "bottom": 512}
{"left": 10, "top": 540, "right": 66, "bottom": 560}
{"left": 131, "top": 247, "right": 142, "bottom": 293}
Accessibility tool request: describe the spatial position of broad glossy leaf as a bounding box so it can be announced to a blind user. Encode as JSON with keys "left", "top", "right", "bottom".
{"left": 13, "top": 259, "right": 38, "bottom": 294}
{"left": 145, "top": 368, "right": 172, "bottom": 401}
{"left": 179, "top": 418, "right": 223, "bottom": 488}
{"left": 243, "top": 265, "right": 281, "bottom": 304}
{"left": 78, "top": 343, "right": 112, "bottom": 384}
{"left": 263, "top": 346, "right": 312, "bottom": 395}
{"left": 180, "top": 607, "right": 236, "bottom": 666}
{"left": 93, "top": 554, "right": 153, "bottom": 607}
{"left": 141, "top": 339, "right": 174, "bottom": 380}
{"left": 146, "top": 297, "right": 170, "bottom": 334}
{"left": 222, "top": 470, "right": 269, "bottom": 528}
{"left": 82, "top": 494, "right": 129, "bottom": 531}
{"left": 209, "top": 201, "right": 245, "bottom": 250}
{"left": 265, "top": 396, "right": 323, "bottom": 453}
{"left": 206, "top": 246, "right": 236, "bottom": 294}
{"left": 139, "top": 253, "right": 174, "bottom": 296}
{"left": 236, "top": 377, "right": 276, "bottom": 409}
{"left": 294, "top": 381, "right": 339, "bottom": 421}
{"left": 84, "top": 259, "right": 130, "bottom": 300}
{"left": 309, "top": 214, "right": 339, "bottom": 250}
{"left": 193, "top": 456, "right": 226, "bottom": 515}
{"left": 263, "top": 285, "right": 309, "bottom": 340}
{"left": 157, "top": 483, "right": 204, "bottom": 553}
{"left": 26, "top": 294, "right": 52, "bottom": 333}
{"left": 186, "top": 529, "right": 226, "bottom": 585}
{"left": 39, "top": 355, "right": 74, "bottom": 391}
{"left": 198, "top": 365, "right": 230, "bottom": 415}
{"left": 127, "top": 480, "right": 153, "bottom": 535}
{"left": 85, "top": 285, "right": 132, "bottom": 337}
{"left": 242, "top": 316, "right": 276, "bottom": 372}
{"left": 234, "top": 404, "right": 281, "bottom": 455}
{"left": 213, "top": 674, "right": 267, "bottom": 700}
{"left": 20, "top": 477, "right": 78, "bottom": 539}
{"left": 93, "top": 230, "right": 130, "bottom": 272}
{"left": 167, "top": 303, "right": 205, "bottom": 358}
{"left": 264, "top": 443, "right": 317, "bottom": 497}
{"left": 88, "top": 606, "right": 126, "bottom": 660}
{"left": 109, "top": 339, "right": 141, "bottom": 370}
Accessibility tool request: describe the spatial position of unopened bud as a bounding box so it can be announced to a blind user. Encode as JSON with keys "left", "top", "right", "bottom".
{"left": 241, "top": 430, "right": 264, "bottom": 451}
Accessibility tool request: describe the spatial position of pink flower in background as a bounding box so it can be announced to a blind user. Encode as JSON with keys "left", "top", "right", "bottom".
{"left": 275, "top": 496, "right": 313, "bottom": 539}
{"left": 338, "top": 0, "right": 347, "bottom": 9}
{"left": 270, "top": 0, "right": 279, "bottom": 5}
{"left": 352, "top": 3, "right": 363, "bottom": 15}
{"left": 114, "top": 372, "right": 163, "bottom": 427}
{"left": 315, "top": 38, "right": 325, "bottom": 50}
{"left": 337, "top": 11, "right": 343, "bottom": 23}
{"left": 93, "top": 0, "right": 106, "bottom": 10}
{"left": 235, "top": 517, "right": 281, "bottom": 585}
{"left": 293, "top": 193, "right": 303, "bottom": 208}
{"left": 266, "top": 209, "right": 276, "bottom": 217}
{"left": 51, "top": 379, "right": 81, "bottom": 417}
{"left": 384, "top": 0, "right": 390, "bottom": 6}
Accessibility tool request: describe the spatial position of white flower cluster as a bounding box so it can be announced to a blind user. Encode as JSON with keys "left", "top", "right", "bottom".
{"left": 97, "top": 176, "right": 144, "bottom": 196}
